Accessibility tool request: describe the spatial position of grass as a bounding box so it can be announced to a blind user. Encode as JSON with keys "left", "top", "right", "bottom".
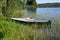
{"left": 0, "top": 13, "right": 44, "bottom": 40}
{"left": 0, "top": 12, "right": 60, "bottom": 40}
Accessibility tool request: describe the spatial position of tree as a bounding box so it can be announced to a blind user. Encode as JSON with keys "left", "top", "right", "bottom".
{"left": 26, "top": 0, "right": 36, "bottom": 5}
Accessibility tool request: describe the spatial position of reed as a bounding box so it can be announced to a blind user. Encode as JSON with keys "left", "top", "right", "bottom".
{"left": 0, "top": 13, "right": 60, "bottom": 40}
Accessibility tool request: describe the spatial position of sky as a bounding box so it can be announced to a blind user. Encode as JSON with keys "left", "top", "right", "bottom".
{"left": 36, "top": 0, "right": 60, "bottom": 4}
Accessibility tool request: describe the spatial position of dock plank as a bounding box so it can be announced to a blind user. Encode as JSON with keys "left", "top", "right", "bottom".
{"left": 11, "top": 18, "right": 50, "bottom": 23}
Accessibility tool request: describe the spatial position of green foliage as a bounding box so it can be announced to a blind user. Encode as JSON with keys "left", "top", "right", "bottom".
{"left": 0, "top": 32, "right": 4, "bottom": 39}
{"left": 0, "top": 14, "right": 43, "bottom": 40}
{"left": 1, "top": 0, "right": 37, "bottom": 17}
{"left": 0, "top": 13, "right": 51, "bottom": 40}
{"left": 1, "top": 0, "right": 24, "bottom": 17}
{"left": 38, "top": 3, "right": 60, "bottom": 7}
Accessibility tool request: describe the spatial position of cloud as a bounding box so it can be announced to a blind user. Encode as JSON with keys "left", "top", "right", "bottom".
{"left": 36, "top": 0, "right": 60, "bottom": 4}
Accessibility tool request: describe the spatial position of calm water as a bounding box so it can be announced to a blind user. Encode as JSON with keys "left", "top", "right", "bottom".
{"left": 23, "top": 8, "right": 60, "bottom": 40}
{"left": 23, "top": 7, "right": 60, "bottom": 32}
{"left": 23, "top": 8, "right": 60, "bottom": 26}
{"left": 23, "top": 8, "right": 60, "bottom": 20}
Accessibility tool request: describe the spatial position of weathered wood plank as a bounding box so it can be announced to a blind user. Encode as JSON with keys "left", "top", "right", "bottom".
{"left": 11, "top": 18, "right": 51, "bottom": 23}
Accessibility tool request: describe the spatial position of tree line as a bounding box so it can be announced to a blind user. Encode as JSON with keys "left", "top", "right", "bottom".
{"left": 38, "top": 3, "right": 60, "bottom": 7}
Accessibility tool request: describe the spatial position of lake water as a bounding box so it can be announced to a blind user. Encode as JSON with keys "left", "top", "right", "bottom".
{"left": 23, "top": 8, "right": 60, "bottom": 39}
{"left": 23, "top": 8, "right": 60, "bottom": 20}
{"left": 9, "top": 7, "right": 60, "bottom": 40}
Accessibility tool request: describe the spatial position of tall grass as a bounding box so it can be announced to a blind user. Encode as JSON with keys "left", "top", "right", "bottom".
{"left": 0, "top": 13, "right": 60, "bottom": 40}
{"left": 0, "top": 13, "right": 44, "bottom": 40}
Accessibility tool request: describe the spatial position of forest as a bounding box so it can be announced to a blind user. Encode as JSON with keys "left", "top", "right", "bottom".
{"left": 38, "top": 3, "right": 60, "bottom": 7}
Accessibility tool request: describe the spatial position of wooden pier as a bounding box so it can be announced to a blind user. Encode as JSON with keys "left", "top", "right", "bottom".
{"left": 11, "top": 18, "right": 51, "bottom": 23}
{"left": 11, "top": 18, "right": 51, "bottom": 28}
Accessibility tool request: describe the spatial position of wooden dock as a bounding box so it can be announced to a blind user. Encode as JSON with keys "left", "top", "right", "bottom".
{"left": 11, "top": 18, "right": 51, "bottom": 28}
{"left": 11, "top": 18, "right": 51, "bottom": 23}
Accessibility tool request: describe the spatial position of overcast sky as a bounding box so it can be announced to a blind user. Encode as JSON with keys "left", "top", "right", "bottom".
{"left": 36, "top": 0, "right": 60, "bottom": 4}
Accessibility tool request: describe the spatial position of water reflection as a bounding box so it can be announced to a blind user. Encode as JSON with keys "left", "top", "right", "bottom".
{"left": 23, "top": 8, "right": 60, "bottom": 20}
{"left": 22, "top": 7, "right": 60, "bottom": 40}
{"left": 23, "top": 7, "right": 60, "bottom": 30}
{"left": 23, "top": 8, "right": 36, "bottom": 18}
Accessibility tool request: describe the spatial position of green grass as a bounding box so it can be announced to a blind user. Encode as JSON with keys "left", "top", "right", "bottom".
{"left": 0, "top": 13, "right": 60, "bottom": 40}
{"left": 0, "top": 13, "right": 44, "bottom": 40}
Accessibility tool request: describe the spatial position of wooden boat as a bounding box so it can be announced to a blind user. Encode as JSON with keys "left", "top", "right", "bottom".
{"left": 11, "top": 18, "right": 51, "bottom": 23}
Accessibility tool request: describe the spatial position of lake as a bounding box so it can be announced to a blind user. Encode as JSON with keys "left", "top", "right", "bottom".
{"left": 23, "top": 8, "right": 60, "bottom": 20}
{"left": 23, "top": 8, "right": 60, "bottom": 38}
